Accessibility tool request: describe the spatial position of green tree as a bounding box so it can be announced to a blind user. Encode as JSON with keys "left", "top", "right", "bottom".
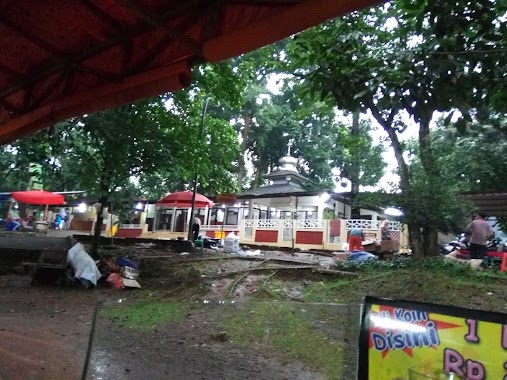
{"left": 280, "top": 1, "right": 507, "bottom": 257}
{"left": 72, "top": 96, "right": 240, "bottom": 256}
{"left": 334, "top": 117, "right": 386, "bottom": 198}
{"left": 296, "top": 109, "right": 337, "bottom": 190}
{"left": 0, "top": 130, "right": 67, "bottom": 192}
{"left": 433, "top": 114, "right": 507, "bottom": 192}
{"left": 235, "top": 82, "right": 267, "bottom": 190}
{"left": 247, "top": 95, "right": 302, "bottom": 187}
{"left": 61, "top": 99, "right": 173, "bottom": 257}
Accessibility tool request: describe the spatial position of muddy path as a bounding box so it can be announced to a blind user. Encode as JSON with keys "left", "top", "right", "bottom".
{"left": 0, "top": 275, "right": 116, "bottom": 380}
{"left": 85, "top": 302, "right": 339, "bottom": 380}
{"left": 0, "top": 246, "right": 352, "bottom": 380}
{"left": 2, "top": 242, "right": 507, "bottom": 380}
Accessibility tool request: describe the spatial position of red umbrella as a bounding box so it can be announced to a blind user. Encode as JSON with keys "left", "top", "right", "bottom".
{"left": 11, "top": 190, "right": 65, "bottom": 206}
{"left": 157, "top": 191, "right": 214, "bottom": 208}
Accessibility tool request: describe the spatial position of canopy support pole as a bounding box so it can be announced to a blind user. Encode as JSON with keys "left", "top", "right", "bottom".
{"left": 188, "top": 97, "right": 211, "bottom": 241}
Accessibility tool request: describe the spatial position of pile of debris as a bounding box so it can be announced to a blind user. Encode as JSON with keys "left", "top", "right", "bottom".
{"left": 100, "top": 256, "right": 141, "bottom": 289}
{"left": 31, "top": 240, "right": 141, "bottom": 289}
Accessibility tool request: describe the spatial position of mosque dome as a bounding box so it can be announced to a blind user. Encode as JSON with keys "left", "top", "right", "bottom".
{"left": 278, "top": 154, "right": 297, "bottom": 171}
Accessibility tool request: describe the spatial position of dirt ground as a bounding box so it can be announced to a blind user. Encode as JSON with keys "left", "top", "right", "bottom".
{"left": 85, "top": 301, "right": 350, "bottom": 380}
{"left": 0, "top": 243, "right": 348, "bottom": 380}
{"left": 1, "top": 241, "right": 507, "bottom": 380}
{"left": 0, "top": 275, "right": 114, "bottom": 380}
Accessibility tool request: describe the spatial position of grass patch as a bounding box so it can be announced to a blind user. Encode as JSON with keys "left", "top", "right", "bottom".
{"left": 225, "top": 302, "right": 344, "bottom": 379}
{"left": 302, "top": 278, "right": 355, "bottom": 303}
{"left": 103, "top": 301, "right": 190, "bottom": 330}
{"left": 300, "top": 256, "right": 507, "bottom": 312}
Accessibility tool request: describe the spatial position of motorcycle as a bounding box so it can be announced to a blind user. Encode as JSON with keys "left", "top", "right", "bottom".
{"left": 440, "top": 233, "right": 468, "bottom": 255}
{"left": 486, "top": 237, "right": 507, "bottom": 252}
{"left": 441, "top": 235, "right": 507, "bottom": 256}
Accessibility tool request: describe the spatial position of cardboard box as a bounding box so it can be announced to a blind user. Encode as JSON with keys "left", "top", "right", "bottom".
{"left": 362, "top": 242, "right": 378, "bottom": 252}
{"left": 333, "top": 252, "right": 350, "bottom": 261}
{"left": 380, "top": 240, "right": 399, "bottom": 253}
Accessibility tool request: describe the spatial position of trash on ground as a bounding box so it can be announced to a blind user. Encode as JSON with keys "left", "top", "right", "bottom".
{"left": 121, "top": 266, "right": 139, "bottom": 280}
{"left": 233, "top": 249, "right": 262, "bottom": 257}
{"left": 97, "top": 260, "right": 120, "bottom": 276}
{"left": 223, "top": 232, "right": 240, "bottom": 254}
{"left": 444, "top": 251, "right": 483, "bottom": 270}
{"left": 67, "top": 243, "right": 101, "bottom": 286}
{"left": 134, "top": 243, "right": 156, "bottom": 249}
{"left": 116, "top": 257, "right": 138, "bottom": 269}
{"left": 122, "top": 278, "right": 141, "bottom": 288}
{"left": 199, "top": 236, "right": 221, "bottom": 249}
{"left": 333, "top": 252, "right": 350, "bottom": 261}
{"left": 100, "top": 255, "right": 141, "bottom": 289}
{"left": 106, "top": 273, "right": 123, "bottom": 289}
{"left": 348, "top": 250, "right": 378, "bottom": 262}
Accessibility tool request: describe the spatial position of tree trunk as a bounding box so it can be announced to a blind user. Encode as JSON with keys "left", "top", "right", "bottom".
{"left": 418, "top": 115, "right": 436, "bottom": 175}
{"left": 370, "top": 106, "right": 423, "bottom": 256}
{"left": 237, "top": 113, "right": 252, "bottom": 190}
{"left": 422, "top": 226, "right": 439, "bottom": 257}
{"left": 369, "top": 104, "right": 442, "bottom": 258}
{"left": 90, "top": 194, "right": 108, "bottom": 260}
{"left": 350, "top": 111, "right": 361, "bottom": 218}
{"left": 253, "top": 158, "right": 267, "bottom": 189}
{"left": 418, "top": 117, "right": 440, "bottom": 257}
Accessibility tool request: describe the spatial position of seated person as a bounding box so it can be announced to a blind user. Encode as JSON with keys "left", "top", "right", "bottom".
{"left": 5, "top": 210, "right": 23, "bottom": 231}
{"left": 26, "top": 212, "right": 38, "bottom": 228}
{"left": 53, "top": 214, "right": 62, "bottom": 229}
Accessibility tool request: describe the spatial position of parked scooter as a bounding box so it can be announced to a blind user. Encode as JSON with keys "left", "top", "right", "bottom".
{"left": 486, "top": 237, "right": 507, "bottom": 252}
{"left": 440, "top": 233, "right": 468, "bottom": 255}
{"left": 441, "top": 234, "right": 507, "bottom": 256}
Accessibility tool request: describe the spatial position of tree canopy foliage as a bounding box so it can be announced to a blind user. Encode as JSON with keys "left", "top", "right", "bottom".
{"left": 2, "top": 1, "right": 507, "bottom": 258}
{"left": 270, "top": 0, "right": 507, "bottom": 257}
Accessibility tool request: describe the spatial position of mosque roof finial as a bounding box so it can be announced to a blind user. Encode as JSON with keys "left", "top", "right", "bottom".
{"left": 287, "top": 139, "right": 293, "bottom": 155}
{"left": 279, "top": 139, "right": 297, "bottom": 172}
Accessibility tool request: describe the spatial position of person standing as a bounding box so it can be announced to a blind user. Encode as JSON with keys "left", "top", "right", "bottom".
{"left": 466, "top": 213, "right": 494, "bottom": 264}
{"left": 63, "top": 208, "right": 69, "bottom": 229}
{"left": 348, "top": 227, "right": 364, "bottom": 251}
{"left": 58, "top": 208, "right": 68, "bottom": 230}
{"left": 192, "top": 214, "right": 201, "bottom": 241}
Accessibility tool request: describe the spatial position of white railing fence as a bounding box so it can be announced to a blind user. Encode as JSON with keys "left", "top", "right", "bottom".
{"left": 189, "top": 219, "right": 405, "bottom": 248}
{"left": 345, "top": 219, "right": 401, "bottom": 231}
{"left": 201, "top": 224, "right": 239, "bottom": 231}
{"left": 120, "top": 224, "right": 142, "bottom": 229}
{"left": 297, "top": 219, "right": 324, "bottom": 229}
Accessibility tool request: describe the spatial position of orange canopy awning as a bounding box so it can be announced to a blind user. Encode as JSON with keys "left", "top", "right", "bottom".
{"left": 0, "top": 0, "right": 381, "bottom": 144}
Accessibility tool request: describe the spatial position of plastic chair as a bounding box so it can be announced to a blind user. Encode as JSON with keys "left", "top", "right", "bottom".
{"left": 501, "top": 253, "right": 507, "bottom": 273}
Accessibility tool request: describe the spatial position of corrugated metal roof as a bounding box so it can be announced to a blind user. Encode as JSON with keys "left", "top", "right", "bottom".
{"left": 238, "top": 183, "right": 307, "bottom": 198}
{"left": 462, "top": 191, "right": 507, "bottom": 217}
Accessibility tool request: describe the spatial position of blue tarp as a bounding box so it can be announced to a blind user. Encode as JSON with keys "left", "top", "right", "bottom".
{"left": 348, "top": 250, "right": 378, "bottom": 262}
{"left": 0, "top": 193, "right": 11, "bottom": 201}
